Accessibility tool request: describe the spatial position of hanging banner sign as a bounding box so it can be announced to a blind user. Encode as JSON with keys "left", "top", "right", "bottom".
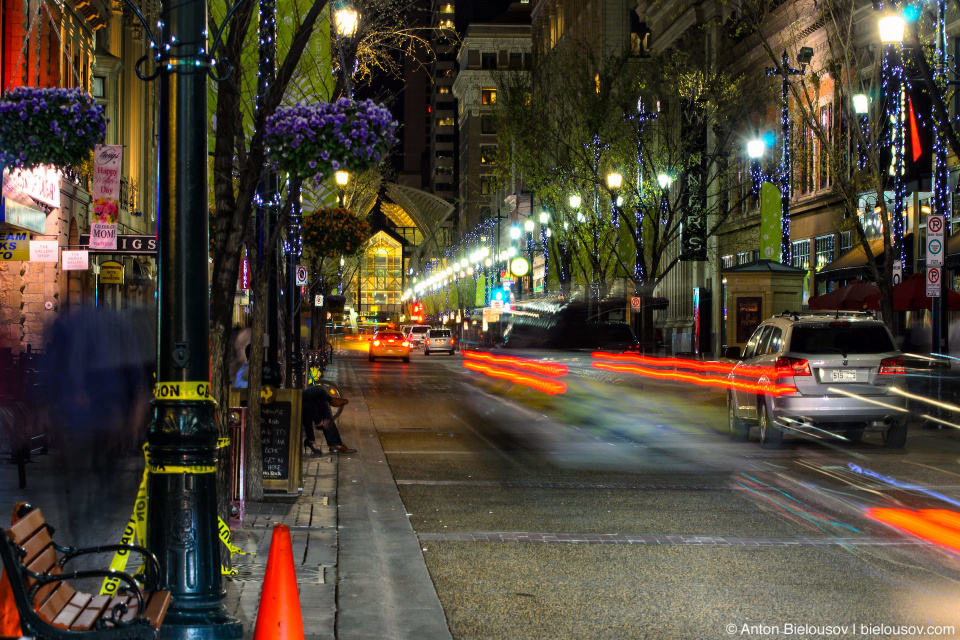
{"left": 62, "top": 250, "right": 89, "bottom": 270}
{"left": 241, "top": 258, "right": 250, "bottom": 290}
{"left": 90, "top": 145, "right": 123, "bottom": 250}
{"left": 0, "top": 231, "right": 30, "bottom": 261}
{"left": 29, "top": 240, "right": 58, "bottom": 262}
{"left": 759, "top": 183, "right": 782, "bottom": 260}
{"left": 100, "top": 260, "right": 124, "bottom": 284}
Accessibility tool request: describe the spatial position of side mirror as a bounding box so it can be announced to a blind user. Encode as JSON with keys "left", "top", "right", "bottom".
{"left": 724, "top": 346, "right": 741, "bottom": 360}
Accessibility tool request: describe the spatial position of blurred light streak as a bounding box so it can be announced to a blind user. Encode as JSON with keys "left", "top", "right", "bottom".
{"left": 777, "top": 415, "right": 846, "bottom": 440}
{"left": 826, "top": 387, "right": 910, "bottom": 413}
{"left": 590, "top": 354, "right": 797, "bottom": 396}
{"left": 737, "top": 473, "right": 861, "bottom": 535}
{"left": 848, "top": 464, "right": 960, "bottom": 509}
{"left": 463, "top": 359, "right": 567, "bottom": 395}
{"left": 865, "top": 508, "right": 960, "bottom": 552}
{"left": 463, "top": 350, "right": 569, "bottom": 378}
{"left": 889, "top": 385, "right": 960, "bottom": 418}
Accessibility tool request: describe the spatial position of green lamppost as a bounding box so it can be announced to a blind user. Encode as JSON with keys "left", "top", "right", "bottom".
{"left": 146, "top": 0, "right": 243, "bottom": 635}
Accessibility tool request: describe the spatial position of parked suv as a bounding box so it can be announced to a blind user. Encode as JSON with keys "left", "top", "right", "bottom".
{"left": 725, "top": 311, "right": 907, "bottom": 449}
{"left": 424, "top": 328, "right": 455, "bottom": 355}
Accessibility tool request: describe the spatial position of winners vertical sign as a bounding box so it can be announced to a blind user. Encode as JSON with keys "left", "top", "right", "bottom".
{"left": 89, "top": 145, "right": 122, "bottom": 250}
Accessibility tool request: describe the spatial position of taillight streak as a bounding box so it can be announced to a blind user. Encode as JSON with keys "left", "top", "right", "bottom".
{"left": 463, "top": 360, "right": 566, "bottom": 395}
{"left": 866, "top": 508, "right": 960, "bottom": 553}
{"left": 775, "top": 356, "right": 811, "bottom": 377}
{"left": 463, "top": 350, "right": 569, "bottom": 377}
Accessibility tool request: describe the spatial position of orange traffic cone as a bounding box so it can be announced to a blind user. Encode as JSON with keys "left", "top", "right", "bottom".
{"left": 253, "top": 524, "right": 304, "bottom": 640}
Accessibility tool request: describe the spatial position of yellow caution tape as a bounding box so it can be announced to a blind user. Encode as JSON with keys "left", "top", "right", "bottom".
{"left": 153, "top": 381, "right": 214, "bottom": 401}
{"left": 221, "top": 564, "right": 238, "bottom": 576}
{"left": 218, "top": 516, "right": 252, "bottom": 556}
{"left": 217, "top": 437, "right": 232, "bottom": 449}
{"left": 148, "top": 462, "right": 217, "bottom": 474}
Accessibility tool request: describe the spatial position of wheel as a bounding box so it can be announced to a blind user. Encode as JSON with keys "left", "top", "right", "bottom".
{"left": 728, "top": 395, "right": 749, "bottom": 442}
{"left": 449, "top": 350, "right": 455, "bottom": 356}
{"left": 368, "top": 355, "right": 375, "bottom": 363}
{"left": 845, "top": 428, "right": 865, "bottom": 443}
{"left": 758, "top": 400, "right": 782, "bottom": 449}
{"left": 403, "top": 356, "right": 410, "bottom": 363}
{"left": 882, "top": 421, "right": 907, "bottom": 448}
{"left": 424, "top": 350, "right": 431, "bottom": 356}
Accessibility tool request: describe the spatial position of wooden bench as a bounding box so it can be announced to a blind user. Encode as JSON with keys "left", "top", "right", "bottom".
{"left": 0, "top": 506, "right": 171, "bottom": 640}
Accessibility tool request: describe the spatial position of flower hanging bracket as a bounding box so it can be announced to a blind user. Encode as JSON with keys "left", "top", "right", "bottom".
{"left": 123, "top": 0, "right": 249, "bottom": 83}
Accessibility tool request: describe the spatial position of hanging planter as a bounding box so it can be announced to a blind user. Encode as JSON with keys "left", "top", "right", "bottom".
{"left": 264, "top": 98, "right": 398, "bottom": 182}
{"left": 0, "top": 87, "right": 106, "bottom": 171}
{"left": 301, "top": 206, "right": 372, "bottom": 259}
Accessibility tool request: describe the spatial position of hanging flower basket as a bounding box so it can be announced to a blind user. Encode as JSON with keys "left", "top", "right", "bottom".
{"left": 301, "top": 207, "right": 372, "bottom": 259}
{"left": 0, "top": 87, "right": 106, "bottom": 171}
{"left": 264, "top": 98, "right": 398, "bottom": 182}
{"left": 325, "top": 295, "right": 346, "bottom": 312}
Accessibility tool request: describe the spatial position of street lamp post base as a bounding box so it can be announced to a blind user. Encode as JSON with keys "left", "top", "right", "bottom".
{"left": 159, "top": 605, "right": 244, "bottom": 640}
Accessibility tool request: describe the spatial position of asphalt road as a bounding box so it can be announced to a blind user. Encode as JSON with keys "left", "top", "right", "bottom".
{"left": 354, "top": 347, "right": 960, "bottom": 640}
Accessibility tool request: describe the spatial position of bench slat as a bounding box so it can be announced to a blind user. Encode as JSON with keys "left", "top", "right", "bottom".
{"left": 37, "top": 582, "right": 76, "bottom": 621}
{"left": 19, "top": 527, "right": 53, "bottom": 567}
{"left": 50, "top": 592, "right": 92, "bottom": 629}
{"left": 72, "top": 594, "right": 109, "bottom": 630}
{"left": 143, "top": 591, "right": 171, "bottom": 629}
{"left": 6, "top": 509, "right": 46, "bottom": 546}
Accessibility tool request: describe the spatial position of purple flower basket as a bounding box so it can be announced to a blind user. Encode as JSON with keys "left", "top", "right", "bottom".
{"left": 265, "top": 98, "right": 398, "bottom": 181}
{"left": 0, "top": 87, "right": 107, "bottom": 171}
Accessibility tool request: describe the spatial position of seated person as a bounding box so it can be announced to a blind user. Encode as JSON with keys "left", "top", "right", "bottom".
{"left": 236, "top": 345, "right": 355, "bottom": 454}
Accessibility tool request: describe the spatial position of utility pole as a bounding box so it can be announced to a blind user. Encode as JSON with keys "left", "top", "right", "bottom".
{"left": 147, "top": 0, "right": 243, "bottom": 634}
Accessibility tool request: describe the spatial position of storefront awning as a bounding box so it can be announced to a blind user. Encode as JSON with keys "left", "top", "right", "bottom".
{"left": 818, "top": 233, "right": 914, "bottom": 282}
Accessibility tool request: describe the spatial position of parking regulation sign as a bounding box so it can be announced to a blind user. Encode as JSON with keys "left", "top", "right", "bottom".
{"left": 295, "top": 264, "right": 308, "bottom": 286}
{"left": 630, "top": 296, "right": 642, "bottom": 309}
{"left": 928, "top": 267, "right": 941, "bottom": 297}
{"left": 927, "top": 214, "right": 945, "bottom": 267}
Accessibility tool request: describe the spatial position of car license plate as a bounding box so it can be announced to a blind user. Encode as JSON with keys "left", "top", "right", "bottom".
{"left": 830, "top": 370, "right": 857, "bottom": 382}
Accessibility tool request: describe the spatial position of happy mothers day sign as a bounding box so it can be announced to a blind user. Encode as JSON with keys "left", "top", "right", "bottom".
{"left": 89, "top": 145, "right": 122, "bottom": 250}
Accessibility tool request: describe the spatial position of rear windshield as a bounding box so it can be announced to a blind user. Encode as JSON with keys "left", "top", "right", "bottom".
{"left": 377, "top": 332, "right": 404, "bottom": 340}
{"left": 411, "top": 327, "right": 430, "bottom": 334}
{"left": 430, "top": 330, "right": 451, "bottom": 337}
{"left": 789, "top": 324, "right": 897, "bottom": 355}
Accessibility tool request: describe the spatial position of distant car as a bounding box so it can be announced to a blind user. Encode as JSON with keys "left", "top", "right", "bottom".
{"left": 408, "top": 325, "right": 431, "bottom": 348}
{"left": 369, "top": 330, "right": 411, "bottom": 363}
{"left": 424, "top": 328, "right": 456, "bottom": 355}
{"left": 725, "top": 311, "right": 907, "bottom": 449}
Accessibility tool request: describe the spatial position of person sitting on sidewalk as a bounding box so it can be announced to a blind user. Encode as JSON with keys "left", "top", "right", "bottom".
{"left": 235, "top": 344, "right": 355, "bottom": 455}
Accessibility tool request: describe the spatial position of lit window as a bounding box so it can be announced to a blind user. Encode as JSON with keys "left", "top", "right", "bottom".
{"left": 481, "top": 89, "right": 496, "bottom": 105}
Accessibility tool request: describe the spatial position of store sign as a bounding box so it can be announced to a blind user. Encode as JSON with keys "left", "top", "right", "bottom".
{"left": 29, "top": 240, "right": 58, "bottom": 262}
{"left": 79, "top": 234, "right": 157, "bottom": 254}
{"left": 1, "top": 166, "right": 60, "bottom": 234}
{"left": 100, "top": 260, "right": 124, "bottom": 284}
{"left": 0, "top": 231, "right": 30, "bottom": 261}
{"left": 62, "top": 250, "right": 89, "bottom": 270}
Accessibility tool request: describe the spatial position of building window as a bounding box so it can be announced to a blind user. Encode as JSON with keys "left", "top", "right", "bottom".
{"left": 481, "top": 88, "right": 497, "bottom": 105}
{"left": 436, "top": 166, "right": 454, "bottom": 175}
{"left": 481, "top": 115, "right": 497, "bottom": 135}
{"left": 814, "top": 234, "right": 834, "bottom": 271}
{"left": 437, "top": 117, "right": 454, "bottom": 127}
{"left": 480, "top": 145, "right": 497, "bottom": 164}
{"left": 509, "top": 52, "right": 523, "bottom": 70}
{"left": 840, "top": 230, "right": 852, "bottom": 254}
{"left": 721, "top": 255, "right": 734, "bottom": 269}
{"left": 435, "top": 150, "right": 454, "bottom": 159}
{"left": 437, "top": 87, "right": 451, "bottom": 95}
{"left": 481, "top": 52, "right": 497, "bottom": 69}
{"left": 435, "top": 182, "right": 454, "bottom": 191}
{"left": 792, "top": 239, "right": 810, "bottom": 270}
{"left": 736, "top": 251, "right": 752, "bottom": 265}
{"left": 480, "top": 175, "right": 494, "bottom": 195}
{"left": 440, "top": 3, "right": 454, "bottom": 13}
{"left": 435, "top": 133, "right": 454, "bottom": 143}
{"left": 436, "top": 101, "right": 454, "bottom": 111}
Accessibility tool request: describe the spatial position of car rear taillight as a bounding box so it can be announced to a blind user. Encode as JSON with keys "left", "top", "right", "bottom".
{"left": 829, "top": 321, "right": 851, "bottom": 327}
{"left": 426, "top": 339, "right": 431, "bottom": 345}
{"left": 402, "top": 341, "right": 410, "bottom": 347}
{"left": 879, "top": 356, "right": 905, "bottom": 375}
{"left": 775, "top": 356, "right": 811, "bottom": 377}
{"left": 373, "top": 340, "right": 381, "bottom": 346}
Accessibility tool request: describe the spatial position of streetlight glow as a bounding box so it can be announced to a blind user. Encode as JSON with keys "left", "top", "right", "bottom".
{"left": 657, "top": 173, "right": 672, "bottom": 189}
{"left": 569, "top": 194, "right": 581, "bottom": 208}
{"left": 606, "top": 172, "right": 623, "bottom": 190}
{"left": 539, "top": 211, "right": 550, "bottom": 224}
{"left": 335, "top": 170, "right": 349, "bottom": 186}
{"left": 878, "top": 14, "right": 905, "bottom": 43}
{"left": 747, "top": 139, "right": 764, "bottom": 159}
{"left": 524, "top": 219, "right": 535, "bottom": 232}
{"left": 853, "top": 93, "right": 869, "bottom": 115}
{"left": 510, "top": 225, "right": 521, "bottom": 239}
{"left": 335, "top": 7, "right": 359, "bottom": 36}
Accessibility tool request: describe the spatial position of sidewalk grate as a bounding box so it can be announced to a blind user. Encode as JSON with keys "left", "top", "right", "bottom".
{"left": 227, "top": 562, "right": 328, "bottom": 584}
{"left": 415, "top": 532, "right": 931, "bottom": 546}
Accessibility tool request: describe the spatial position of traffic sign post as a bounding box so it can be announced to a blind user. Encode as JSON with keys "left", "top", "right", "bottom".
{"left": 927, "top": 215, "right": 945, "bottom": 268}
{"left": 295, "top": 264, "right": 308, "bottom": 286}
{"left": 927, "top": 267, "right": 941, "bottom": 297}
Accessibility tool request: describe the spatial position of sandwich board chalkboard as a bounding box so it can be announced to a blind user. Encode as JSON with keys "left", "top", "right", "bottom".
{"left": 229, "top": 386, "right": 303, "bottom": 494}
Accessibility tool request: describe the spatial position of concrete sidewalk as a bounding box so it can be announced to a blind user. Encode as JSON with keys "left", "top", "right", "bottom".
{"left": 0, "top": 353, "right": 451, "bottom": 640}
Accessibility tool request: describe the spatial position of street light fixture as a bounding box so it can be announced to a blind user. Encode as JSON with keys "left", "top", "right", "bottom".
{"left": 510, "top": 225, "right": 521, "bottom": 240}
{"left": 878, "top": 14, "right": 906, "bottom": 43}
{"left": 747, "top": 138, "right": 765, "bottom": 159}
{"left": 657, "top": 173, "right": 672, "bottom": 189}
{"left": 852, "top": 93, "right": 869, "bottom": 115}
{"left": 606, "top": 172, "right": 623, "bottom": 190}
{"left": 569, "top": 194, "right": 581, "bottom": 209}
{"left": 334, "top": 5, "right": 359, "bottom": 36}
{"left": 335, "top": 170, "right": 349, "bottom": 207}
